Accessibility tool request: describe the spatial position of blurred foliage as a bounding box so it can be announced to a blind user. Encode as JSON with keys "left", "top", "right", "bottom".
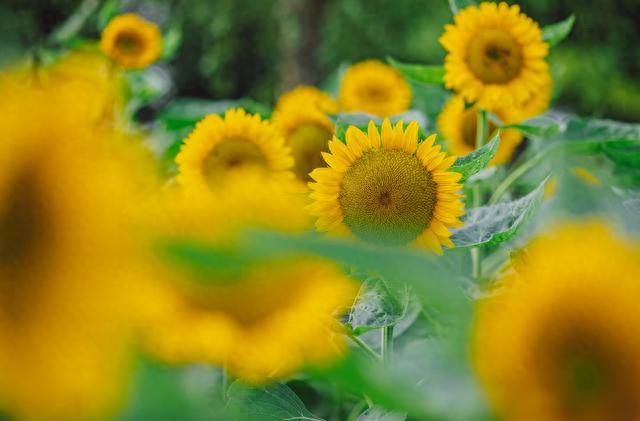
{"left": 2, "top": 0, "right": 639, "bottom": 120}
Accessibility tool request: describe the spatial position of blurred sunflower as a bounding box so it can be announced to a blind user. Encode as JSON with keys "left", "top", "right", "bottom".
{"left": 437, "top": 95, "right": 523, "bottom": 165}
{"left": 176, "top": 108, "right": 294, "bottom": 191}
{"left": 440, "top": 2, "right": 549, "bottom": 107}
{"left": 275, "top": 85, "right": 338, "bottom": 115}
{"left": 507, "top": 74, "right": 553, "bottom": 122}
{"left": 338, "top": 60, "right": 411, "bottom": 117}
{"left": 474, "top": 222, "right": 640, "bottom": 420}
{"left": 143, "top": 172, "right": 356, "bottom": 383}
{"left": 100, "top": 13, "right": 162, "bottom": 69}
{"left": 0, "top": 79, "right": 147, "bottom": 419}
{"left": 308, "top": 119, "right": 464, "bottom": 253}
{"left": 272, "top": 100, "right": 334, "bottom": 181}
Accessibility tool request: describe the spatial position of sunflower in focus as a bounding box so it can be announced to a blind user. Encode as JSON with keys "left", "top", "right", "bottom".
{"left": 176, "top": 108, "right": 294, "bottom": 191}
{"left": 338, "top": 60, "right": 411, "bottom": 117}
{"left": 100, "top": 13, "right": 162, "bottom": 69}
{"left": 275, "top": 85, "right": 338, "bottom": 115}
{"left": 272, "top": 100, "right": 334, "bottom": 181}
{"left": 437, "top": 95, "right": 523, "bottom": 165}
{"left": 0, "top": 80, "right": 146, "bottom": 419}
{"left": 474, "top": 222, "right": 640, "bottom": 420}
{"left": 440, "top": 2, "right": 549, "bottom": 107}
{"left": 308, "top": 119, "right": 464, "bottom": 253}
{"left": 142, "top": 172, "right": 356, "bottom": 383}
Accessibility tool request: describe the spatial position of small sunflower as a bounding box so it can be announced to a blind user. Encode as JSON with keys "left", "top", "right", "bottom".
{"left": 474, "top": 222, "right": 640, "bottom": 420}
{"left": 143, "top": 172, "right": 355, "bottom": 383}
{"left": 275, "top": 85, "right": 338, "bottom": 115}
{"left": 176, "top": 108, "right": 294, "bottom": 191}
{"left": 100, "top": 13, "right": 162, "bottom": 69}
{"left": 440, "top": 2, "right": 549, "bottom": 107}
{"left": 338, "top": 60, "right": 411, "bottom": 117}
{"left": 272, "top": 101, "right": 334, "bottom": 181}
{"left": 308, "top": 119, "right": 465, "bottom": 253}
{"left": 437, "top": 95, "right": 523, "bottom": 165}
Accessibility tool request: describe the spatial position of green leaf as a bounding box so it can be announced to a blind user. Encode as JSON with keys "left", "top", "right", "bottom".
{"left": 561, "top": 117, "right": 640, "bottom": 143}
{"left": 125, "top": 67, "right": 173, "bottom": 108}
{"left": 319, "top": 62, "right": 349, "bottom": 96}
{"left": 447, "top": 0, "right": 476, "bottom": 14}
{"left": 159, "top": 241, "right": 254, "bottom": 280}
{"left": 162, "top": 23, "right": 183, "bottom": 60}
{"left": 386, "top": 57, "right": 444, "bottom": 86}
{"left": 504, "top": 115, "right": 563, "bottom": 139}
{"left": 450, "top": 133, "right": 500, "bottom": 181}
{"left": 357, "top": 406, "right": 407, "bottom": 421}
{"left": 542, "top": 15, "right": 575, "bottom": 48}
{"left": 603, "top": 142, "right": 640, "bottom": 168}
{"left": 158, "top": 98, "right": 272, "bottom": 131}
{"left": 348, "top": 278, "right": 410, "bottom": 334}
{"left": 451, "top": 178, "right": 547, "bottom": 248}
{"left": 223, "top": 382, "right": 324, "bottom": 421}
{"left": 96, "top": 0, "right": 119, "bottom": 30}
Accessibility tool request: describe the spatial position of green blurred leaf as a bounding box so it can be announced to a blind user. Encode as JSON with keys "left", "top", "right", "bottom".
{"left": 162, "top": 23, "right": 183, "bottom": 60}
{"left": 561, "top": 117, "right": 640, "bottom": 143}
{"left": 447, "top": 0, "right": 476, "bottom": 14}
{"left": 357, "top": 406, "right": 406, "bottom": 421}
{"left": 320, "top": 62, "right": 349, "bottom": 96}
{"left": 603, "top": 142, "right": 640, "bottom": 168}
{"left": 386, "top": 57, "right": 444, "bottom": 86}
{"left": 160, "top": 240, "right": 254, "bottom": 280}
{"left": 348, "top": 278, "right": 410, "bottom": 335}
{"left": 450, "top": 133, "right": 500, "bottom": 181}
{"left": 542, "top": 15, "right": 575, "bottom": 48}
{"left": 97, "top": 0, "right": 119, "bottom": 29}
{"left": 504, "top": 115, "right": 563, "bottom": 139}
{"left": 451, "top": 178, "right": 546, "bottom": 248}
{"left": 158, "top": 98, "right": 272, "bottom": 131}
{"left": 126, "top": 67, "right": 173, "bottom": 107}
{"left": 223, "top": 382, "right": 324, "bottom": 421}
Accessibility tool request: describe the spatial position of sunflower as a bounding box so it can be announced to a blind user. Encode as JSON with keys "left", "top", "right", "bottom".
{"left": 437, "top": 95, "right": 523, "bottom": 165}
{"left": 507, "top": 74, "right": 553, "bottom": 122}
{"left": 440, "top": 2, "right": 549, "bottom": 108}
{"left": 175, "top": 108, "right": 294, "bottom": 191}
{"left": 100, "top": 13, "right": 162, "bottom": 69}
{"left": 308, "top": 119, "right": 465, "bottom": 253}
{"left": 474, "top": 222, "right": 640, "bottom": 420}
{"left": 275, "top": 85, "right": 338, "bottom": 115}
{"left": 143, "top": 172, "right": 356, "bottom": 383}
{"left": 338, "top": 60, "right": 411, "bottom": 117}
{"left": 0, "top": 79, "right": 147, "bottom": 419}
{"left": 272, "top": 100, "right": 334, "bottom": 181}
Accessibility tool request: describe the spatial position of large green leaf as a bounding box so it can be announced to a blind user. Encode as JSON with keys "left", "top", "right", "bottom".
{"left": 357, "top": 406, "right": 406, "bottom": 421}
{"left": 222, "top": 382, "right": 323, "bottom": 421}
{"left": 451, "top": 178, "right": 546, "bottom": 248}
{"left": 386, "top": 57, "right": 444, "bottom": 86}
{"left": 450, "top": 133, "right": 500, "bottom": 181}
{"left": 542, "top": 15, "right": 575, "bottom": 48}
{"left": 348, "top": 278, "right": 410, "bottom": 334}
{"left": 158, "top": 98, "right": 272, "bottom": 131}
{"left": 504, "top": 115, "right": 563, "bottom": 139}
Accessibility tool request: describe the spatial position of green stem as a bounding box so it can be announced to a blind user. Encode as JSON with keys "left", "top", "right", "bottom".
{"left": 221, "top": 367, "right": 229, "bottom": 400}
{"left": 346, "top": 400, "right": 368, "bottom": 421}
{"left": 476, "top": 109, "right": 488, "bottom": 149}
{"left": 347, "top": 332, "right": 381, "bottom": 361}
{"left": 381, "top": 326, "right": 394, "bottom": 364}
{"left": 49, "top": 0, "right": 100, "bottom": 44}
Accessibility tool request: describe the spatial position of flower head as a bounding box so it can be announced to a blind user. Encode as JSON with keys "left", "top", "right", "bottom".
{"left": 474, "top": 222, "right": 640, "bottom": 420}
{"left": 100, "top": 13, "right": 162, "bottom": 69}
{"left": 275, "top": 85, "right": 338, "bottom": 115}
{"left": 176, "top": 108, "right": 294, "bottom": 192}
{"left": 308, "top": 119, "right": 464, "bottom": 253}
{"left": 440, "top": 2, "right": 549, "bottom": 107}
{"left": 338, "top": 60, "right": 411, "bottom": 117}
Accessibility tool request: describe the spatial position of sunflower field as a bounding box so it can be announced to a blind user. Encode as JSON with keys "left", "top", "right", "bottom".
{"left": 1, "top": 0, "right": 640, "bottom": 420}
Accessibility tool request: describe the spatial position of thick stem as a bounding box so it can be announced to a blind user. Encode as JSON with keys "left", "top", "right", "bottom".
{"left": 381, "top": 325, "right": 394, "bottom": 364}
{"left": 347, "top": 332, "right": 381, "bottom": 361}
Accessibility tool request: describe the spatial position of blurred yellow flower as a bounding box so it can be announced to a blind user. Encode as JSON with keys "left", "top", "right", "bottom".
{"left": 338, "top": 60, "right": 411, "bottom": 117}
{"left": 275, "top": 85, "right": 338, "bottom": 115}
{"left": 571, "top": 166, "right": 602, "bottom": 187}
{"left": 437, "top": 95, "right": 523, "bottom": 165}
{"left": 176, "top": 108, "right": 294, "bottom": 191}
{"left": 440, "top": 2, "right": 549, "bottom": 108}
{"left": 142, "top": 171, "right": 356, "bottom": 383}
{"left": 100, "top": 13, "right": 162, "bottom": 69}
{"left": 0, "top": 79, "right": 148, "bottom": 419}
{"left": 474, "top": 222, "right": 640, "bottom": 420}
{"left": 507, "top": 74, "right": 553, "bottom": 122}
{"left": 272, "top": 100, "right": 334, "bottom": 182}
{"left": 308, "top": 119, "right": 464, "bottom": 253}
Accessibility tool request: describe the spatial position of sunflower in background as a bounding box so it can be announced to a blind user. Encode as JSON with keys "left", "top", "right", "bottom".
{"left": 308, "top": 119, "right": 464, "bottom": 254}
{"left": 141, "top": 171, "right": 357, "bottom": 383}
{"left": 437, "top": 95, "right": 524, "bottom": 165}
{"left": 440, "top": 2, "right": 549, "bottom": 108}
{"left": 176, "top": 108, "right": 294, "bottom": 192}
{"left": 474, "top": 222, "right": 640, "bottom": 420}
{"left": 272, "top": 89, "right": 336, "bottom": 182}
{"left": 0, "top": 78, "right": 153, "bottom": 419}
{"left": 338, "top": 60, "right": 411, "bottom": 117}
{"left": 274, "top": 85, "right": 338, "bottom": 115}
{"left": 100, "top": 13, "right": 163, "bottom": 69}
